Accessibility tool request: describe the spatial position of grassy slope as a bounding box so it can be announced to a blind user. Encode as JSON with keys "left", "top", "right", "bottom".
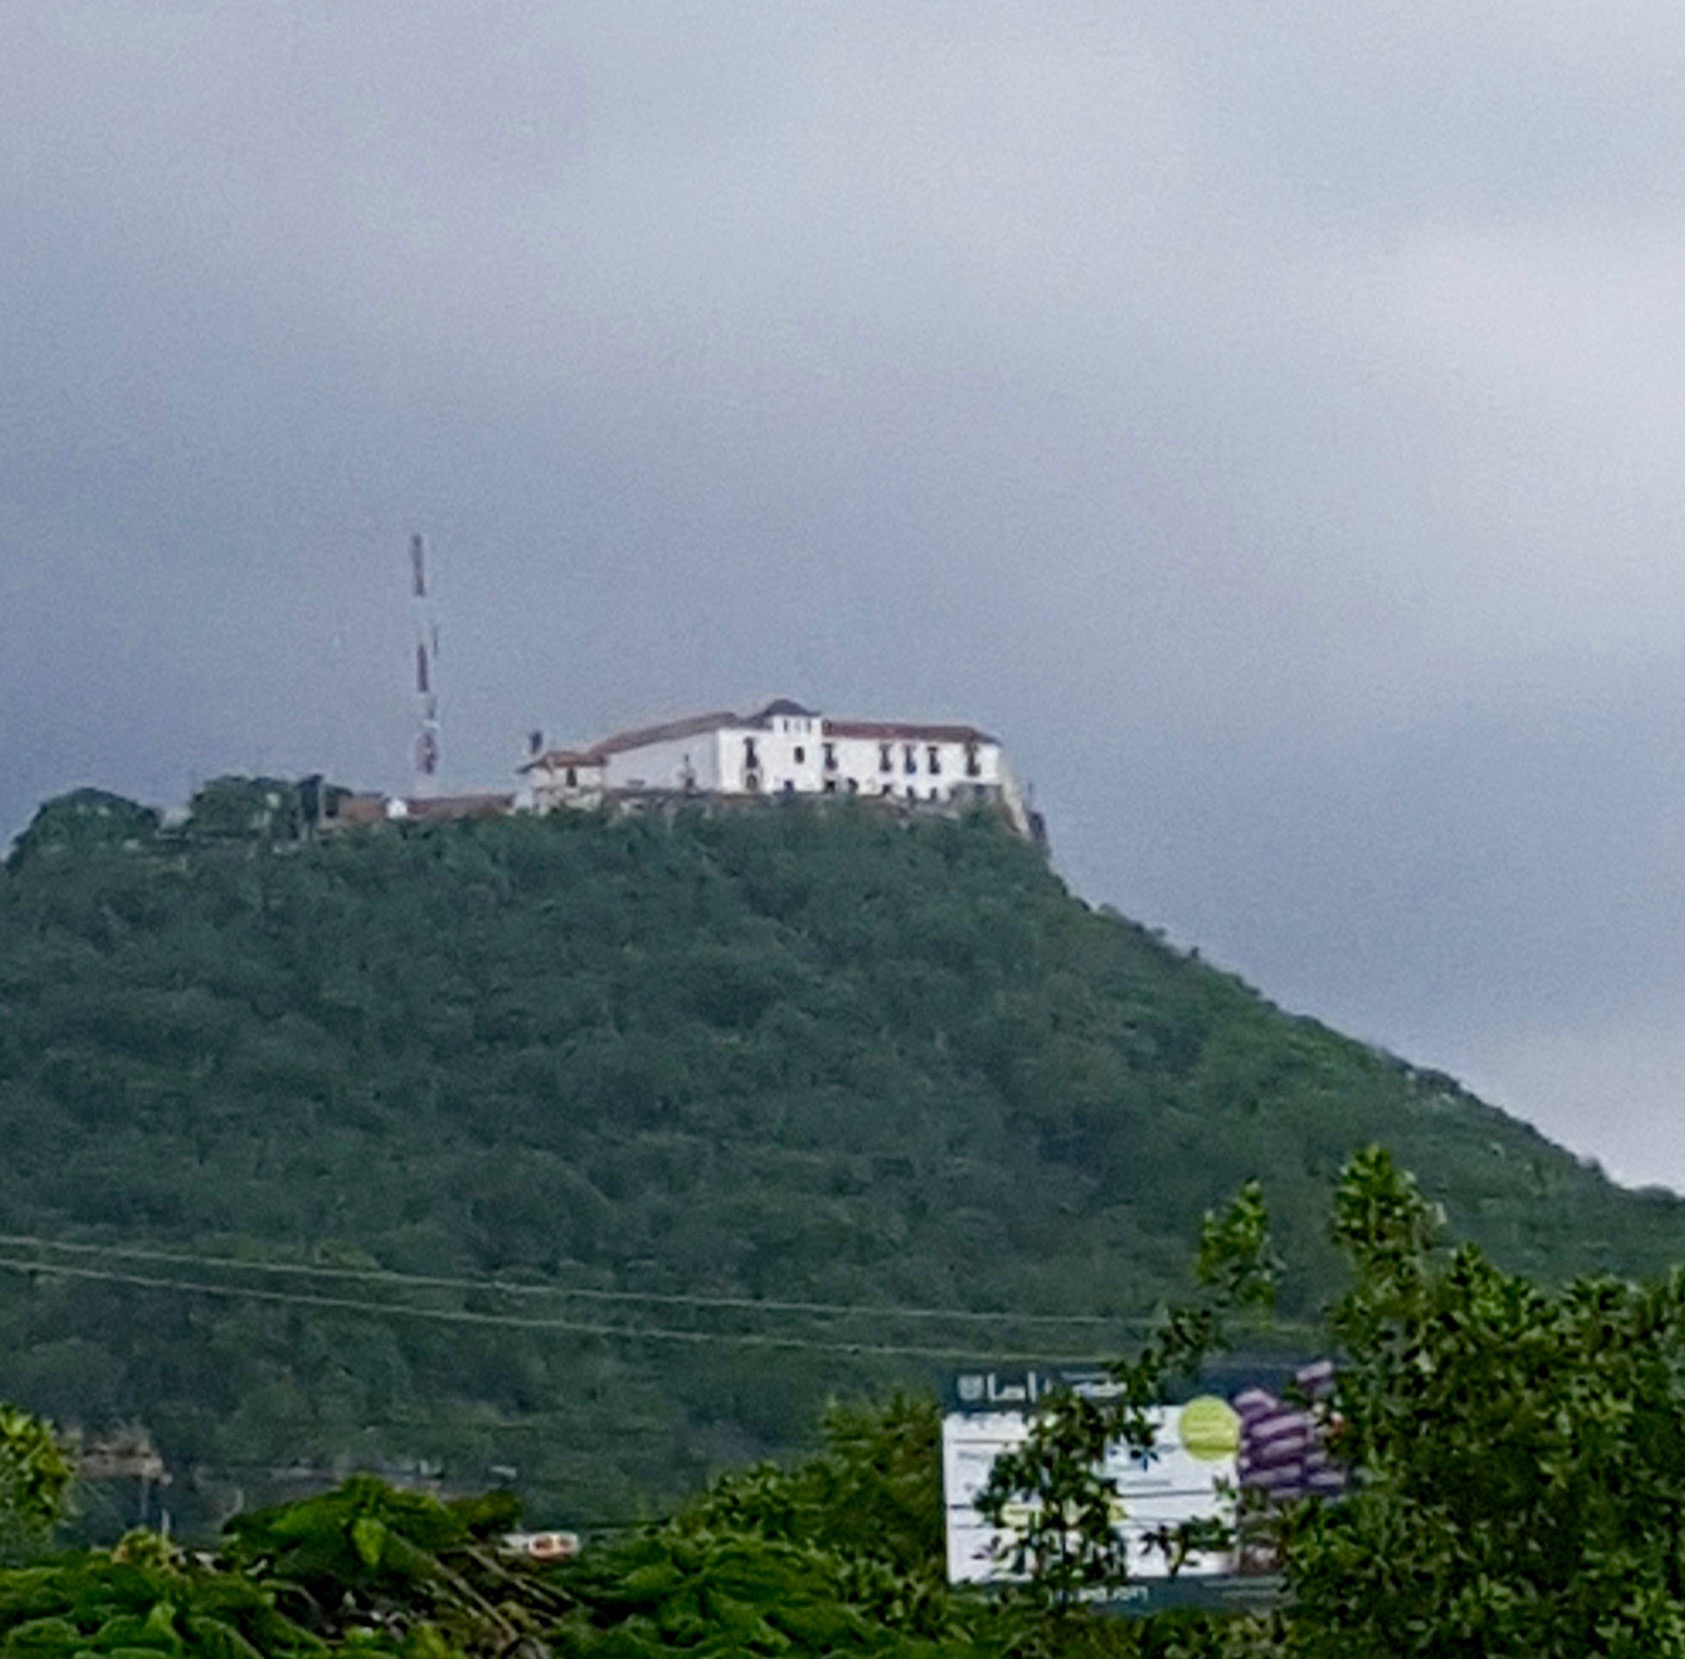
{"left": 0, "top": 801, "right": 1679, "bottom": 1531}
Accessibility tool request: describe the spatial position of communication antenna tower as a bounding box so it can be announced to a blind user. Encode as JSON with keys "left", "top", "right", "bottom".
{"left": 409, "top": 532, "right": 441, "bottom": 791}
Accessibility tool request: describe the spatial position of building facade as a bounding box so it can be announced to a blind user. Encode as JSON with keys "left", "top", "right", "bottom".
{"left": 517, "top": 699, "right": 1032, "bottom": 836}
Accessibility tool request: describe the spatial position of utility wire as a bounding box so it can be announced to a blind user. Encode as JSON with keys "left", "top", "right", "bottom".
{"left": 0, "top": 1257, "right": 1116, "bottom": 1365}
{"left": 0, "top": 1233, "right": 1159, "bottom": 1329}
{"left": 187, "top": 1468, "right": 668, "bottom": 1532}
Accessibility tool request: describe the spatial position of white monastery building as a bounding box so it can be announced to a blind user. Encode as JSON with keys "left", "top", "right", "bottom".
{"left": 517, "top": 700, "right": 1036, "bottom": 838}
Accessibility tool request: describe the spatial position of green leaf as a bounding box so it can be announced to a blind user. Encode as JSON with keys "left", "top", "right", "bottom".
{"left": 349, "top": 1520, "right": 388, "bottom": 1574}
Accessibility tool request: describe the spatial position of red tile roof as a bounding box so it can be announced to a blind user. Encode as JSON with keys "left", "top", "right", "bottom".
{"left": 521, "top": 711, "right": 740, "bottom": 772}
{"left": 822, "top": 720, "right": 995, "bottom": 744}
{"left": 327, "top": 793, "right": 390, "bottom": 825}
{"left": 401, "top": 792, "right": 515, "bottom": 821}
{"left": 519, "top": 748, "right": 604, "bottom": 774}
{"left": 520, "top": 709, "right": 999, "bottom": 772}
{"left": 592, "top": 710, "right": 740, "bottom": 756}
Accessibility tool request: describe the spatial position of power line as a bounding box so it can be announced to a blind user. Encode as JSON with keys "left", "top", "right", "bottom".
{"left": 0, "top": 1233, "right": 1159, "bottom": 1330}
{"left": 187, "top": 1467, "right": 670, "bottom": 1532}
{"left": 0, "top": 1257, "right": 1116, "bottom": 1365}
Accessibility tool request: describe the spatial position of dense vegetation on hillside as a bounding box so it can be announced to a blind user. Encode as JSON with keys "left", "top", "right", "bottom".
{"left": 0, "top": 785, "right": 1681, "bottom": 1535}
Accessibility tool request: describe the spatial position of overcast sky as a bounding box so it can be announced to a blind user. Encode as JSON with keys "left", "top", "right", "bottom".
{"left": 6, "top": 2, "right": 1685, "bottom": 1187}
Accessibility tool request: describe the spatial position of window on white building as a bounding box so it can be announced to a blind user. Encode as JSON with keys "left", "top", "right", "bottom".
{"left": 903, "top": 744, "right": 917, "bottom": 774}
{"left": 927, "top": 745, "right": 941, "bottom": 774}
{"left": 794, "top": 745, "right": 805, "bottom": 764}
{"left": 879, "top": 743, "right": 893, "bottom": 772}
{"left": 965, "top": 741, "right": 982, "bottom": 778}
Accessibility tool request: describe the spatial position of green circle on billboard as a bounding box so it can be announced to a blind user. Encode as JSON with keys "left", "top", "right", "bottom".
{"left": 1178, "top": 1396, "right": 1241, "bottom": 1461}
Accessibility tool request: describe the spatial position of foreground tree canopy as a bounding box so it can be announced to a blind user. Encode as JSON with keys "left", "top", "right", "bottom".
{"left": 8, "top": 1151, "right": 1685, "bottom": 1655}
{"left": 0, "top": 793, "right": 1681, "bottom": 1529}
{"left": 981, "top": 1149, "right": 1685, "bottom": 1655}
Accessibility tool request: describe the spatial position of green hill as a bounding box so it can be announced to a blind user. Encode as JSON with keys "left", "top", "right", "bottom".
{"left": 1, "top": 788, "right": 1680, "bottom": 1535}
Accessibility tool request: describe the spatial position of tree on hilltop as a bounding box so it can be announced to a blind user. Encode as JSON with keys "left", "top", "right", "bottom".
{"left": 5, "top": 790, "right": 159, "bottom": 873}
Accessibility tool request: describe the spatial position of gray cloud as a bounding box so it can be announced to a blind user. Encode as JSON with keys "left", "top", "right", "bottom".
{"left": 6, "top": 1, "right": 1685, "bottom": 1183}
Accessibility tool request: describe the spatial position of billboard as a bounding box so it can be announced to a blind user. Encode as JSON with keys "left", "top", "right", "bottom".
{"left": 942, "top": 1363, "right": 1340, "bottom": 1607}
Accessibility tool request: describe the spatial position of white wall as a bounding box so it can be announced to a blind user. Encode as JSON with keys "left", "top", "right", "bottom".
{"left": 709, "top": 714, "right": 827, "bottom": 796}
{"left": 527, "top": 759, "right": 606, "bottom": 809}
{"left": 525, "top": 712, "right": 1027, "bottom": 832}
{"left": 600, "top": 733, "right": 724, "bottom": 792}
{"left": 823, "top": 734, "right": 1005, "bottom": 804}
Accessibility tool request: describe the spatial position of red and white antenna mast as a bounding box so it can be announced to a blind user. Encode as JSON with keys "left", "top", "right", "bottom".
{"left": 409, "top": 532, "right": 441, "bottom": 792}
